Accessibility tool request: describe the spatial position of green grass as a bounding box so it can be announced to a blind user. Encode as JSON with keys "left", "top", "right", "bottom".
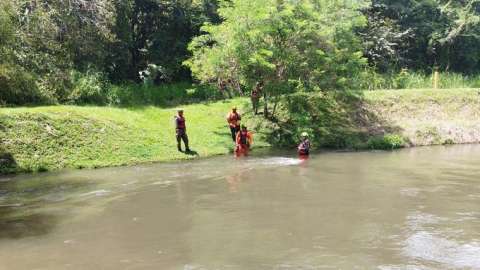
{"left": 0, "top": 98, "right": 269, "bottom": 173}
{"left": 361, "top": 72, "right": 480, "bottom": 90}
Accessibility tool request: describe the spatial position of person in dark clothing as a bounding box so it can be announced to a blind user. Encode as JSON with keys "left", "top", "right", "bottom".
{"left": 226, "top": 107, "right": 242, "bottom": 142}
{"left": 174, "top": 109, "right": 190, "bottom": 152}
{"left": 251, "top": 82, "right": 263, "bottom": 115}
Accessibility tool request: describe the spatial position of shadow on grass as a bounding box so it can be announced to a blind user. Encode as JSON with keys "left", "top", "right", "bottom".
{"left": 0, "top": 117, "right": 18, "bottom": 174}
{"left": 184, "top": 149, "right": 199, "bottom": 156}
{"left": 121, "top": 99, "right": 226, "bottom": 111}
{"left": 0, "top": 151, "right": 17, "bottom": 175}
{"left": 213, "top": 130, "right": 231, "bottom": 137}
{"left": 120, "top": 97, "right": 248, "bottom": 115}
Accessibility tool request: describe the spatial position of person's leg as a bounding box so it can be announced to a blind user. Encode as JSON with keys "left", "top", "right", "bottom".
{"left": 230, "top": 126, "right": 236, "bottom": 142}
{"left": 253, "top": 98, "right": 259, "bottom": 115}
{"left": 176, "top": 132, "right": 182, "bottom": 151}
{"left": 182, "top": 133, "right": 190, "bottom": 152}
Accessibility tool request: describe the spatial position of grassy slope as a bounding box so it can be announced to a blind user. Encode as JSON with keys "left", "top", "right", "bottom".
{"left": 0, "top": 98, "right": 269, "bottom": 173}
{"left": 364, "top": 88, "right": 480, "bottom": 146}
{"left": 1, "top": 88, "right": 479, "bottom": 173}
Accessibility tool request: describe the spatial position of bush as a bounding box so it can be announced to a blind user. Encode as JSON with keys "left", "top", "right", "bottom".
{"left": 68, "top": 70, "right": 109, "bottom": 105}
{"left": 258, "top": 92, "right": 365, "bottom": 148}
{"left": 0, "top": 64, "right": 41, "bottom": 105}
{"left": 367, "top": 134, "right": 406, "bottom": 150}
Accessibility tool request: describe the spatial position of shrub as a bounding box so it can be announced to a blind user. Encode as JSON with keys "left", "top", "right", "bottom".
{"left": 367, "top": 134, "right": 405, "bottom": 150}
{"left": 258, "top": 92, "right": 365, "bottom": 148}
{"left": 0, "top": 64, "right": 41, "bottom": 105}
{"left": 68, "top": 70, "right": 109, "bottom": 105}
{"left": 443, "top": 138, "right": 455, "bottom": 145}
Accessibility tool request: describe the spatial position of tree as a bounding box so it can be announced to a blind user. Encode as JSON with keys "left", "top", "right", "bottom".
{"left": 109, "top": 0, "right": 219, "bottom": 83}
{"left": 361, "top": 0, "right": 480, "bottom": 73}
{"left": 186, "top": 0, "right": 368, "bottom": 118}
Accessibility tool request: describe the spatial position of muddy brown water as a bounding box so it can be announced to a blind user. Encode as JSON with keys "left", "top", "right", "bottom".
{"left": 1, "top": 145, "right": 480, "bottom": 270}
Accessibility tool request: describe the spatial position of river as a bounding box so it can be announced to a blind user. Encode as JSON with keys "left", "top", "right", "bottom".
{"left": 1, "top": 145, "right": 480, "bottom": 269}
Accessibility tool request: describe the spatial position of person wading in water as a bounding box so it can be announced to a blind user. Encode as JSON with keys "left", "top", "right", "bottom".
{"left": 227, "top": 107, "right": 242, "bottom": 142}
{"left": 174, "top": 109, "right": 190, "bottom": 152}
{"left": 235, "top": 125, "right": 253, "bottom": 156}
{"left": 297, "top": 132, "right": 311, "bottom": 156}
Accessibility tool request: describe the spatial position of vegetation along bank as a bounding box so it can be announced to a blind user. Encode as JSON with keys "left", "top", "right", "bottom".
{"left": 1, "top": 88, "right": 479, "bottom": 174}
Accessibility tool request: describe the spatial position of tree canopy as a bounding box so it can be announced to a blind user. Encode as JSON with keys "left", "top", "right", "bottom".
{"left": 2, "top": 0, "right": 480, "bottom": 105}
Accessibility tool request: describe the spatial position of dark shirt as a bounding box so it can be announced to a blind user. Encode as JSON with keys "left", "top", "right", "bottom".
{"left": 175, "top": 115, "right": 186, "bottom": 129}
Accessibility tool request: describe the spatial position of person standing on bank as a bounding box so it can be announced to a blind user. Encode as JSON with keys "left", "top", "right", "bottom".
{"left": 174, "top": 109, "right": 190, "bottom": 152}
{"left": 227, "top": 107, "right": 242, "bottom": 142}
{"left": 251, "top": 82, "right": 263, "bottom": 115}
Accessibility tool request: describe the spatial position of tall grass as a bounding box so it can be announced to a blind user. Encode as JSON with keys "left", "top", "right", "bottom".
{"left": 106, "top": 82, "right": 223, "bottom": 107}
{"left": 360, "top": 70, "right": 480, "bottom": 90}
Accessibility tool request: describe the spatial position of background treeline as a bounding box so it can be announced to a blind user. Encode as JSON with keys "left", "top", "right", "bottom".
{"left": 1, "top": 0, "right": 480, "bottom": 106}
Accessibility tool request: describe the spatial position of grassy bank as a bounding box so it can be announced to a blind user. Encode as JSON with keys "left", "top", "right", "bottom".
{"left": 249, "top": 88, "right": 480, "bottom": 150}
{"left": 1, "top": 88, "right": 479, "bottom": 174}
{"left": 0, "top": 99, "right": 269, "bottom": 174}
{"left": 365, "top": 88, "right": 480, "bottom": 146}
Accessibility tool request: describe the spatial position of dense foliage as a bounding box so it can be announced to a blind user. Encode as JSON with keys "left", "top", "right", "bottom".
{"left": 186, "top": 0, "right": 368, "bottom": 117}
{"left": 360, "top": 0, "right": 480, "bottom": 73}
{"left": 1, "top": 0, "right": 480, "bottom": 106}
{"left": 0, "top": 0, "right": 219, "bottom": 105}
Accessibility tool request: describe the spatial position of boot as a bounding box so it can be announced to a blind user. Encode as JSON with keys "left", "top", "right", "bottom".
{"left": 177, "top": 143, "right": 182, "bottom": 152}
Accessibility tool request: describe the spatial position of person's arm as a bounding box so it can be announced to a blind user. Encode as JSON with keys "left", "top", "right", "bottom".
{"left": 298, "top": 141, "right": 305, "bottom": 150}
{"left": 236, "top": 132, "right": 241, "bottom": 145}
{"left": 238, "top": 113, "right": 242, "bottom": 121}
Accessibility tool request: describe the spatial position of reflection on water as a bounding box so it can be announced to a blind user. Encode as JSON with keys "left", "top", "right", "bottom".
{"left": 1, "top": 145, "right": 480, "bottom": 269}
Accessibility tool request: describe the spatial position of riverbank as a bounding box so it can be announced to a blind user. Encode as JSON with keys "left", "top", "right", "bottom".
{"left": 364, "top": 89, "right": 480, "bottom": 146}
{"left": 0, "top": 99, "right": 270, "bottom": 174}
{"left": 1, "top": 88, "right": 479, "bottom": 174}
{"left": 250, "top": 88, "right": 480, "bottom": 150}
